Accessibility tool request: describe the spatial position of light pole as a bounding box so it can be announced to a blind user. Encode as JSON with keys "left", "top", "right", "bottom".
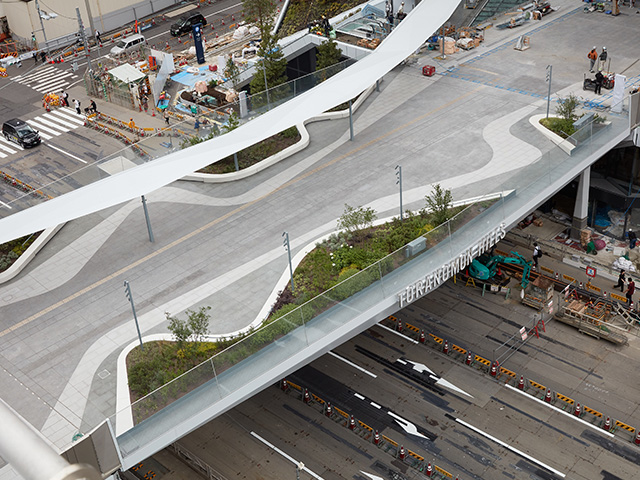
{"left": 124, "top": 281, "right": 144, "bottom": 350}
{"left": 34, "top": 0, "right": 49, "bottom": 55}
{"left": 296, "top": 462, "right": 305, "bottom": 480}
{"left": 396, "top": 164, "right": 403, "bottom": 220}
{"left": 283, "top": 232, "right": 295, "bottom": 294}
{"left": 545, "top": 64, "right": 552, "bottom": 119}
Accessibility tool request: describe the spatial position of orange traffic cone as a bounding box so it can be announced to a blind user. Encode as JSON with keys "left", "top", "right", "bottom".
{"left": 398, "top": 445, "right": 405, "bottom": 460}
{"left": 518, "top": 375, "right": 525, "bottom": 390}
{"left": 349, "top": 415, "right": 355, "bottom": 430}
{"left": 574, "top": 403, "right": 581, "bottom": 417}
{"left": 544, "top": 389, "right": 552, "bottom": 403}
{"left": 603, "top": 417, "right": 611, "bottom": 431}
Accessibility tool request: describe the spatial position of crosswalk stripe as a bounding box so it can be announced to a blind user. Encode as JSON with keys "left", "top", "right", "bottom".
{"left": 33, "top": 116, "right": 69, "bottom": 132}
{"left": 36, "top": 71, "right": 74, "bottom": 86}
{"left": 0, "top": 151, "right": 6, "bottom": 159}
{"left": 0, "top": 142, "right": 17, "bottom": 154}
{"left": 43, "top": 112, "right": 80, "bottom": 129}
{"left": 13, "top": 67, "right": 56, "bottom": 83}
{"left": 35, "top": 78, "right": 72, "bottom": 93}
{"left": 26, "top": 121, "right": 57, "bottom": 138}
{"left": 0, "top": 137, "right": 22, "bottom": 151}
{"left": 16, "top": 68, "right": 57, "bottom": 84}
{"left": 48, "top": 110, "right": 84, "bottom": 126}
{"left": 61, "top": 107, "right": 85, "bottom": 120}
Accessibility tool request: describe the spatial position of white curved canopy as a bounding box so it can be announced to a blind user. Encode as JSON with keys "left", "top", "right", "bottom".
{"left": 0, "top": 0, "right": 460, "bottom": 245}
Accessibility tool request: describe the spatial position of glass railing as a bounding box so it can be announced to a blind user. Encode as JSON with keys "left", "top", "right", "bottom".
{"left": 111, "top": 99, "right": 631, "bottom": 464}
{"left": 0, "top": 58, "right": 356, "bottom": 218}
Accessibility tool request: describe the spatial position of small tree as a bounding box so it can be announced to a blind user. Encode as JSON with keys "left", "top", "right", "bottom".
{"left": 424, "top": 184, "right": 453, "bottom": 226}
{"left": 166, "top": 312, "right": 191, "bottom": 346}
{"left": 316, "top": 38, "right": 342, "bottom": 71}
{"left": 337, "top": 204, "right": 377, "bottom": 238}
{"left": 224, "top": 55, "right": 241, "bottom": 90}
{"left": 556, "top": 93, "right": 579, "bottom": 122}
{"left": 222, "top": 111, "right": 240, "bottom": 133}
{"left": 186, "top": 306, "right": 211, "bottom": 343}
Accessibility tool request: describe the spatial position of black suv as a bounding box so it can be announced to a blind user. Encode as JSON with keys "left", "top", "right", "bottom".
{"left": 2, "top": 119, "right": 41, "bottom": 148}
{"left": 170, "top": 13, "right": 207, "bottom": 36}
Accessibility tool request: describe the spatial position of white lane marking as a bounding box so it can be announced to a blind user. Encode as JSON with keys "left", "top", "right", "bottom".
{"left": 370, "top": 402, "right": 381, "bottom": 409}
{"left": 61, "top": 107, "right": 85, "bottom": 119}
{"left": 360, "top": 472, "right": 385, "bottom": 480}
{"left": 45, "top": 143, "right": 87, "bottom": 163}
{"left": 33, "top": 116, "right": 70, "bottom": 132}
{"left": 377, "top": 323, "right": 419, "bottom": 344}
{"left": 435, "top": 378, "right": 473, "bottom": 398}
{"left": 250, "top": 432, "right": 324, "bottom": 480}
{"left": 0, "top": 137, "right": 22, "bottom": 150}
{"left": 34, "top": 79, "right": 71, "bottom": 93}
{"left": 387, "top": 411, "right": 428, "bottom": 439}
{"left": 396, "top": 358, "right": 407, "bottom": 365}
{"left": 505, "top": 384, "right": 614, "bottom": 438}
{"left": 29, "top": 74, "right": 70, "bottom": 89}
{"left": 0, "top": 151, "right": 6, "bottom": 158}
{"left": 48, "top": 110, "right": 85, "bottom": 125}
{"left": 0, "top": 200, "right": 11, "bottom": 209}
{"left": 455, "top": 417, "right": 566, "bottom": 478}
{"left": 406, "top": 359, "right": 435, "bottom": 375}
{"left": 354, "top": 393, "right": 365, "bottom": 400}
{"left": 26, "top": 120, "right": 59, "bottom": 137}
{"left": 0, "top": 142, "right": 17, "bottom": 154}
{"left": 328, "top": 351, "right": 377, "bottom": 378}
{"left": 14, "top": 67, "right": 56, "bottom": 83}
{"left": 43, "top": 113, "right": 79, "bottom": 129}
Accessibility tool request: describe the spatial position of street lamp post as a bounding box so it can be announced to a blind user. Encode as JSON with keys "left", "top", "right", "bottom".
{"left": 34, "top": 0, "right": 49, "bottom": 55}
{"left": 296, "top": 462, "right": 305, "bottom": 480}
{"left": 395, "top": 164, "right": 403, "bottom": 221}
{"left": 545, "top": 64, "right": 552, "bottom": 119}
{"left": 282, "top": 232, "right": 295, "bottom": 294}
{"left": 124, "top": 281, "right": 144, "bottom": 350}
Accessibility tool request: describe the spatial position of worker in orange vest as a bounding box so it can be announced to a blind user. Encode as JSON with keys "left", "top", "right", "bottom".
{"left": 587, "top": 47, "right": 598, "bottom": 73}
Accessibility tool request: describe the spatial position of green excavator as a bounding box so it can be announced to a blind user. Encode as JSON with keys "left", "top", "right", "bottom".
{"left": 468, "top": 251, "right": 532, "bottom": 288}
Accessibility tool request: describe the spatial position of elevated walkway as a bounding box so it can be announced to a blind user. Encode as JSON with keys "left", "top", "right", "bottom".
{"left": 113, "top": 109, "right": 632, "bottom": 469}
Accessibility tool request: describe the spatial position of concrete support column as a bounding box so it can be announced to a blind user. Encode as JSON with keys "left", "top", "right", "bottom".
{"left": 571, "top": 167, "right": 591, "bottom": 240}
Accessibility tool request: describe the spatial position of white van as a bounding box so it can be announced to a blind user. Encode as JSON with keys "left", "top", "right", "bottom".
{"left": 110, "top": 34, "right": 146, "bottom": 56}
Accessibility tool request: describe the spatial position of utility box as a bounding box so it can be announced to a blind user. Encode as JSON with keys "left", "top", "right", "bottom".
{"left": 422, "top": 65, "right": 435, "bottom": 77}
{"left": 406, "top": 236, "right": 426, "bottom": 258}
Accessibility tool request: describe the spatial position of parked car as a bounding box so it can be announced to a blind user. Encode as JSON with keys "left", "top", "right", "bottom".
{"left": 170, "top": 13, "right": 207, "bottom": 36}
{"left": 2, "top": 119, "right": 41, "bottom": 148}
{"left": 110, "top": 34, "right": 146, "bottom": 56}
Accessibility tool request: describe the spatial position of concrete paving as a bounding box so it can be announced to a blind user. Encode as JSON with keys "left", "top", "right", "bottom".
{"left": 1, "top": 1, "right": 640, "bottom": 478}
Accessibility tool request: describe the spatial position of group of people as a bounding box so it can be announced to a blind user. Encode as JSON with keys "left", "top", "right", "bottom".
{"left": 614, "top": 270, "right": 636, "bottom": 305}
{"left": 60, "top": 91, "right": 97, "bottom": 115}
{"left": 587, "top": 46, "right": 608, "bottom": 73}
{"left": 385, "top": 1, "right": 407, "bottom": 27}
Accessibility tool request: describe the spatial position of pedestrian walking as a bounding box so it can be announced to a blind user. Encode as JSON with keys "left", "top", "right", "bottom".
{"left": 95, "top": 30, "right": 102, "bottom": 45}
{"left": 594, "top": 70, "right": 604, "bottom": 95}
{"left": 614, "top": 269, "right": 626, "bottom": 292}
{"left": 194, "top": 118, "right": 200, "bottom": 133}
{"left": 163, "top": 109, "right": 170, "bottom": 125}
{"left": 397, "top": 2, "right": 407, "bottom": 21}
{"left": 40, "top": 51, "right": 46, "bottom": 63}
{"left": 587, "top": 46, "right": 598, "bottom": 73}
{"left": 61, "top": 90, "right": 69, "bottom": 107}
{"left": 73, "top": 99, "right": 81, "bottom": 114}
{"left": 33, "top": 52, "right": 38, "bottom": 65}
{"left": 141, "top": 94, "right": 148, "bottom": 113}
{"left": 532, "top": 242, "right": 541, "bottom": 269}
{"left": 599, "top": 47, "right": 608, "bottom": 71}
{"left": 626, "top": 278, "right": 635, "bottom": 305}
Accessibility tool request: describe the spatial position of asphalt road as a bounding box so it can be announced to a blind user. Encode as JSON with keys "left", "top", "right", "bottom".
{"left": 151, "top": 277, "right": 640, "bottom": 480}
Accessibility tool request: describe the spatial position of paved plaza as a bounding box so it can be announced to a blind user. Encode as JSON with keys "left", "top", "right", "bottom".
{"left": 0, "top": 0, "right": 639, "bottom": 477}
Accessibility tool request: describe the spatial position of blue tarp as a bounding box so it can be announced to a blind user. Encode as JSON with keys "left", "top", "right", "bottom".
{"left": 171, "top": 65, "right": 220, "bottom": 87}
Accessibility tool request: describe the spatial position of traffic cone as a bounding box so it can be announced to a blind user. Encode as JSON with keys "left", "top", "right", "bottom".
{"left": 555, "top": 272, "right": 559, "bottom": 280}
{"left": 349, "top": 415, "right": 355, "bottom": 430}
{"left": 281, "top": 379, "right": 288, "bottom": 391}
{"left": 178, "top": 37, "right": 181, "bottom": 43}
{"left": 465, "top": 351, "right": 472, "bottom": 365}
{"left": 603, "top": 417, "right": 611, "bottom": 431}
{"left": 443, "top": 340, "right": 449, "bottom": 354}
{"left": 211, "top": 24, "right": 215, "bottom": 30}
{"left": 221, "top": 19, "right": 225, "bottom": 25}
{"left": 396, "top": 318, "right": 402, "bottom": 333}
{"left": 398, "top": 445, "right": 405, "bottom": 460}
{"left": 517, "top": 375, "right": 525, "bottom": 390}
{"left": 544, "top": 388, "right": 552, "bottom": 403}
{"left": 232, "top": 15, "right": 235, "bottom": 21}
{"left": 373, "top": 430, "right": 380, "bottom": 445}
{"left": 635, "top": 429, "right": 640, "bottom": 445}
{"left": 165, "top": 41, "right": 170, "bottom": 50}
{"left": 490, "top": 362, "right": 497, "bottom": 377}
{"left": 579, "top": 281, "right": 583, "bottom": 289}
{"left": 419, "top": 330, "right": 425, "bottom": 343}
{"left": 152, "top": 108, "right": 156, "bottom": 117}
{"left": 325, "top": 402, "right": 332, "bottom": 417}
{"left": 426, "top": 462, "right": 433, "bottom": 477}
{"left": 603, "top": 291, "right": 607, "bottom": 298}
{"left": 74, "top": 49, "right": 78, "bottom": 57}
{"left": 574, "top": 403, "right": 581, "bottom": 417}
